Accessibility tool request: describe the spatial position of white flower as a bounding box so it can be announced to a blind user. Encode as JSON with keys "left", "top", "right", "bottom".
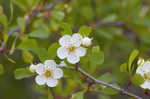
{"left": 136, "top": 60, "right": 150, "bottom": 89}
{"left": 81, "top": 37, "right": 92, "bottom": 47}
{"left": 57, "top": 33, "right": 86, "bottom": 64}
{"left": 29, "top": 64, "right": 37, "bottom": 73}
{"left": 35, "top": 60, "right": 63, "bottom": 87}
{"left": 141, "top": 80, "right": 150, "bottom": 89}
{"left": 136, "top": 61, "right": 150, "bottom": 76}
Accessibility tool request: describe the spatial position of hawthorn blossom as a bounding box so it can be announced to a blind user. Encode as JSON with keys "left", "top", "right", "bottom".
{"left": 29, "top": 64, "right": 37, "bottom": 73}
{"left": 57, "top": 33, "right": 86, "bottom": 64}
{"left": 34, "top": 60, "right": 63, "bottom": 87}
{"left": 81, "top": 37, "right": 92, "bottom": 47}
{"left": 136, "top": 59, "right": 150, "bottom": 89}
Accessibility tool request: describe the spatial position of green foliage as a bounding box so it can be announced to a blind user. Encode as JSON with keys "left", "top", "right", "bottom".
{"left": 22, "top": 50, "right": 34, "bottom": 63}
{"left": 48, "top": 43, "right": 60, "bottom": 59}
{"left": 120, "top": 63, "right": 127, "bottom": 72}
{"left": 29, "top": 29, "right": 49, "bottom": 39}
{"left": 71, "top": 91, "right": 84, "bottom": 99}
{"left": 79, "top": 26, "right": 92, "bottom": 37}
{"left": 0, "top": 64, "right": 4, "bottom": 75}
{"left": 128, "top": 49, "right": 139, "bottom": 73}
{"left": 1, "top": 0, "right": 150, "bottom": 98}
{"left": 131, "top": 74, "right": 145, "bottom": 86}
{"left": 14, "top": 68, "right": 35, "bottom": 80}
{"left": 61, "top": 23, "right": 72, "bottom": 35}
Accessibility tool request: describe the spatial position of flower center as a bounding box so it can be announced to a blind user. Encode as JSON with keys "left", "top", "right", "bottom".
{"left": 44, "top": 70, "right": 52, "bottom": 78}
{"left": 144, "top": 73, "right": 150, "bottom": 80}
{"left": 68, "top": 45, "right": 76, "bottom": 52}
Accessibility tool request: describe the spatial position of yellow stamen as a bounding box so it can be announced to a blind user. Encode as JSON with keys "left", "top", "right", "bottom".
{"left": 68, "top": 45, "right": 76, "bottom": 52}
{"left": 144, "top": 73, "right": 150, "bottom": 80}
{"left": 44, "top": 70, "right": 51, "bottom": 78}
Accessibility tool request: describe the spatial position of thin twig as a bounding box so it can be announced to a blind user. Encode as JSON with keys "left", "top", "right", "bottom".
{"left": 66, "top": 66, "right": 143, "bottom": 99}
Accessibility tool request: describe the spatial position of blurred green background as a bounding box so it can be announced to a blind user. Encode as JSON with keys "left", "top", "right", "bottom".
{"left": 0, "top": 0, "right": 150, "bottom": 99}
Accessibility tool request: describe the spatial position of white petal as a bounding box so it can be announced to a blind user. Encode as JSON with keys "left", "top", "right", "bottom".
{"left": 53, "top": 68, "right": 63, "bottom": 79}
{"left": 46, "top": 78, "right": 58, "bottom": 87}
{"left": 59, "top": 35, "right": 71, "bottom": 46}
{"left": 29, "top": 64, "right": 37, "bottom": 73}
{"left": 35, "top": 75, "right": 47, "bottom": 85}
{"left": 75, "top": 47, "right": 86, "bottom": 57}
{"left": 44, "top": 60, "right": 56, "bottom": 70}
{"left": 67, "top": 53, "right": 80, "bottom": 64}
{"left": 57, "top": 61, "right": 67, "bottom": 67}
{"left": 72, "top": 33, "right": 82, "bottom": 41}
{"left": 57, "top": 47, "right": 68, "bottom": 59}
{"left": 36, "top": 63, "right": 45, "bottom": 75}
{"left": 71, "top": 33, "right": 82, "bottom": 47}
{"left": 141, "top": 80, "right": 150, "bottom": 89}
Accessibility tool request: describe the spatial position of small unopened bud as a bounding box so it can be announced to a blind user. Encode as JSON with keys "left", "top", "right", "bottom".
{"left": 29, "top": 64, "right": 37, "bottom": 73}
{"left": 81, "top": 37, "right": 92, "bottom": 47}
{"left": 137, "top": 58, "right": 145, "bottom": 66}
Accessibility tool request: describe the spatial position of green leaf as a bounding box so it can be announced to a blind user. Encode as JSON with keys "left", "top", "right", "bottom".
{"left": 131, "top": 74, "right": 145, "bottom": 86}
{"left": 89, "top": 46, "right": 104, "bottom": 65}
{"left": 51, "top": 10, "right": 65, "bottom": 21}
{"left": 61, "top": 23, "right": 72, "bottom": 35}
{"left": 0, "top": 14, "right": 8, "bottom": 27}
{"left": 97, "top": 73, "right": 116, "bottom": 83}
{"left": 18, "top": 39, "right": 38, "bottom": 51}
{"left": 128, "top": 49, "right": 139, "bottom": 73}
{"left": 48, "top": 43, "right": 60, "bottom": 59}
{"left": 14, "top": 68, "right": 35, "bottom": 80}
{"left": 0, "top": 64, "right": 4, "bottom": 75}
{"left": 120, "top": 63, "right": 127, "bottom": 72}
{"left": 22, "top": 50, "right": 34, "bottom": 63}
{"left": 102, "top": 84, "right": 118, "bottom": 95}
{"left": 78, "top": 26, "right": 92, "bottom": 37}
{"left": 33, "top": 47, "right": 49, "bottom": 62}
{"left": 103, "top": 14, "right": 117, "bottom": 22}
{"left": 17, "top": 17, "right": 25, "bottom": 32}
{"left": 29, "top": 29, "right": 49, "bottom": 39}
{"left": 71, "top": 91, "right": 84, "bottom": 99}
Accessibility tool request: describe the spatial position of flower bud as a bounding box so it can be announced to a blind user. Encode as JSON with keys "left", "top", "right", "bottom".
{"left": 81, "top": 37, "right": 92, "bottom": 47}
{"left": 29, "top": 64, "right": 37, "bottom": 73}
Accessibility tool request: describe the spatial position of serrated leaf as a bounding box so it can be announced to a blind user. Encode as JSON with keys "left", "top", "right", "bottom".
{"left": 120, "top": 63, "right": 127, "bottom": 72}
{"left": 14, "top": 68, "right": 35, "bottom": 80}
{"left": 48, "top": 43, "right": 60, "bottom": 59}
{"left": 71, "top": 91, "right": 84, "bottom": 99}
{"left": 61, "top": 23, "right": 72, "bottom": 35}
{"left": 78, "top": 26, "right": 92, "bottom": 37}
{"left": 128, "top": 49, "right": 139, "bottom": 73}
{"left": 0, "top": 64, "right": 4, "bottom": 75}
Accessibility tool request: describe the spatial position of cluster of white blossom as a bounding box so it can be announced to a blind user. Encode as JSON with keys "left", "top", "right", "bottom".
{"left": 29, "top": 33, "right": 91, "bottom": 87}
{"left": 29, "top": 60, "right": 63, "bottom": 87}
{"left": 136, "top": 58, "right": 150, "bottom": 89}
{"left": 57, "top": 33, "right": 92, "bottom": 64}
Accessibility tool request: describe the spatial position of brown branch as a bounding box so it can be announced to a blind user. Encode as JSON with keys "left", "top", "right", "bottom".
{"left": 66, "top": 66, "right": 143, "bottom": 99}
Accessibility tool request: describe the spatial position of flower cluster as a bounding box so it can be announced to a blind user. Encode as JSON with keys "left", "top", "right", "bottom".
{"left": 29, "top": 60, "right": 63, "bottom": 87}
{"left": 29, "top": 33, "right": 91, "bottom": 87}
{"left": 57, "top": 33, "right": 92, "bottom": 64}
{"left": 136, "top": 58, "right": 150, "bottom": 89}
